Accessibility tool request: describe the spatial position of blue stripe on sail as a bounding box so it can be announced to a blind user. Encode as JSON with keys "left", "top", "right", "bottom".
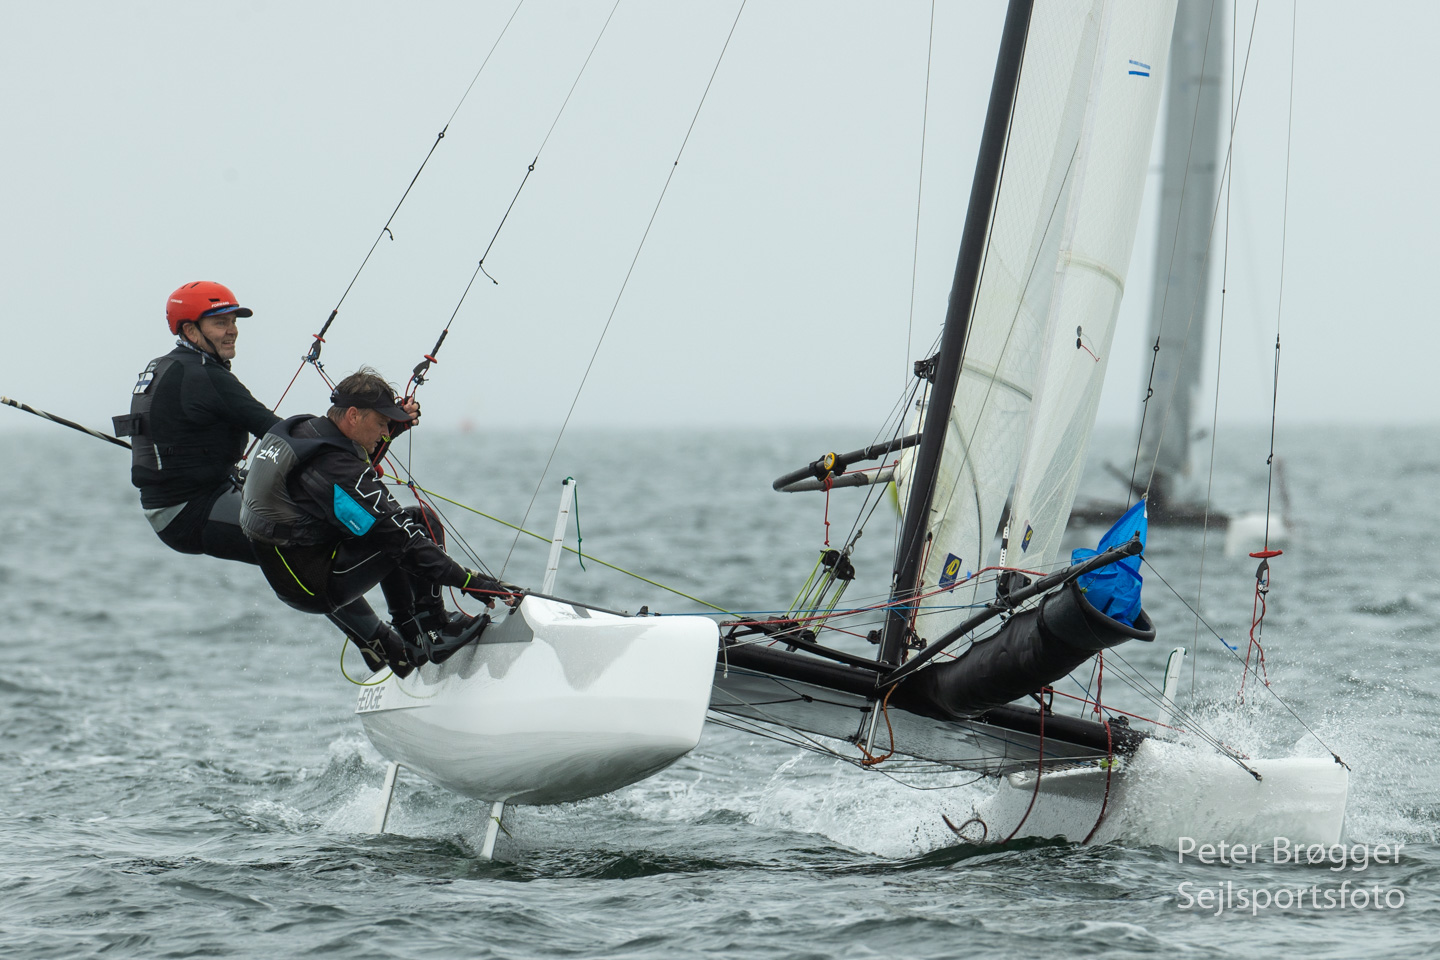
{"left": 1128, "top": 70, "right": 1150, "bottom": 76}
{"left": 1128, "top": 59, "right": 1151, "bottom": 69}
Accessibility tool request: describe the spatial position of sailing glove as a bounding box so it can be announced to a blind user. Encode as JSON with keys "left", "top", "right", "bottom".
{"left": 461, "top": 571, "right": 525, "bottom": 608}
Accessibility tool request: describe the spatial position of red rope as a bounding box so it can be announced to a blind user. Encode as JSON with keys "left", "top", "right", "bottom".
{"left": 821, "top": 475, "right": 834, "bottom": 547}
{"left": 1000, "top": 689, "right": 1045, "bottom": 844}
{"left": 1081, "top": 719, "right": 1115, "bottom": 845}
{"left": 726, "top": 563, "right": 1054, "bottom": 631}
{"left": 1239, "top": 551, "right": 1279, "bottom": 702}
{"left": 907, "top": 536, "right": 937, "bottom": 638}
{"left": 1048, "top": 688, "right": 1178, "bottom": 732}
{"left": 272, "top": 359, "right": 309, "bottom": 413}
{"left": 246, "top": 358, "right": 337, "bottom": 460}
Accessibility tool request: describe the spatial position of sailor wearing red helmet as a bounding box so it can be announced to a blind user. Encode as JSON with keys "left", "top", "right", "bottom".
{"left": 116, "top": 282, "right": 428, "bottom": 672}
{"left": 114, "top": 281, "right": 279, "bottom": 562}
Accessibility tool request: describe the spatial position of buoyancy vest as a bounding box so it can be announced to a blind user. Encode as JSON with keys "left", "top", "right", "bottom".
{"left": 114, "top": 346, "right": 258, "bottom": 508}
{"left": 240, "top": 415, "right": 362, "bottom": 546}
{"left": 114, "top": 354, "right": 182, "bottom": 477}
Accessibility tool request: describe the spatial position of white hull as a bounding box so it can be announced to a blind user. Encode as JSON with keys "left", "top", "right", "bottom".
{"left": 978, "top": 739, "right": 1349, "bottom": 847}
{"left": 357, "top": 597, "right": 718, "bottom": 804}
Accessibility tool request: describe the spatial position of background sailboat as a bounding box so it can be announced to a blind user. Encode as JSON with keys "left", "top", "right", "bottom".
{"left": 1071, "top": 0, "right": 1229, "bottom": 528}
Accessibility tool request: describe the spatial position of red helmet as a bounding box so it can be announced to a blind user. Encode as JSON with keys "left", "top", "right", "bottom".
{"left": 165, "top": 281, "right": 254, "bottom": 335}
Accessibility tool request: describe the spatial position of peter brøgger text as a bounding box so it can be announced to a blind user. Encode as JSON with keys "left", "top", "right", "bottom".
{"left": 1175, "top": 838, "right": 1405, "bottom": 916}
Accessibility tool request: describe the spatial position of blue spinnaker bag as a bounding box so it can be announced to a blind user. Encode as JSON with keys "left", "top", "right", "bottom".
{"left": 1070, "top": 498, "right": 1147, "bottom": 626}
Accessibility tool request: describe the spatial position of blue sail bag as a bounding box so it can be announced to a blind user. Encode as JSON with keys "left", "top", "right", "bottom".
{"left": 1070, "top": 498, "right": 1147, "bottom": 626}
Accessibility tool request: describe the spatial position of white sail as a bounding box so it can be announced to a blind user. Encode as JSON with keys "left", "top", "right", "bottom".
{"left": 1006, "top": 0, "right": 1178, "bottom": 572}
{"left": 897, "top": 0, "right": 1176, "bottom": 638}
{"left": 895, "top": 2, "right": 1103, "bottom": 639}
{"left": 1137, "top": 0, "right": 1226, "bottom": 501}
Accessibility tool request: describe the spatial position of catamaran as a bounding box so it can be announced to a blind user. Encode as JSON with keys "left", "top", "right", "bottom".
{"left": 354, "top": 0, "right": 1348, "bottom": 856}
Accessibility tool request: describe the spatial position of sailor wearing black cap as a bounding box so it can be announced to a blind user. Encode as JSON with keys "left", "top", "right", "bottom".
{"left": 240, "top": 367, "right": 514, "bottom": 677}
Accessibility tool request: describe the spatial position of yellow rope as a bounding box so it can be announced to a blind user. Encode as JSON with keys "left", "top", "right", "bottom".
{"left": 340, "top": 633, "right": 391, "bottom": 686}
{"left": 788, "top": 551, "right": 826, "bottom": 616}
{"left": 416, "top": 485, "right": 732, "bottom": 615}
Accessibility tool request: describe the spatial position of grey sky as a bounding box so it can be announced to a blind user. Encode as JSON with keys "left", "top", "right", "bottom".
{"left": 2, "top": 1, "right": 1435, "bottom": 437}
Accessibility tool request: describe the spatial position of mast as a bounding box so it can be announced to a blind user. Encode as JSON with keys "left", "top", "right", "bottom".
{"left": 880, "top": 0, "right": 1034, "bottom": 667}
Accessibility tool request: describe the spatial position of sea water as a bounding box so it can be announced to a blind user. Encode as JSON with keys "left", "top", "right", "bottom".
{"left": 2, "top": 424, "right": 1435, "bottom": 959}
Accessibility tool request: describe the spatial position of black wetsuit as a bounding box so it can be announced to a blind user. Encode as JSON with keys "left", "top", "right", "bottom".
{"left": 241, "top": 415, "right": 473, "bottom": 640}
{"left": 123, "top": 340, "right": 279, "bottom": 562}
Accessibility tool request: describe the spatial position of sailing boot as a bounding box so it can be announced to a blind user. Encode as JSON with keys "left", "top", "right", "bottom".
{"left": 357, "top": 622, "right": 421, "bottom": 679}
{"left": 413, "top": 607, "right": 490, "bottom": 665}
{"left": 348, "top": 633, "right": 388, "bottom": 674}
{"left": 393, "top": 610, "right": 434, "bottom": 670}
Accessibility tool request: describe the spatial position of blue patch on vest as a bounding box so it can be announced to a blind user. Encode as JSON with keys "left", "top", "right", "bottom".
{"left": 333, "top": 485, "right": 375, "bottom": 536}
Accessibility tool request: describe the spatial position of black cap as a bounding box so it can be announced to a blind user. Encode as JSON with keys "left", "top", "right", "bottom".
{"left": 330, "top": 387, "right": 413, "bottom": 421}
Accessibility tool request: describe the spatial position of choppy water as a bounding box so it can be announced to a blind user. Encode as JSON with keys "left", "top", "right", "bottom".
{"left": 3, "top": 424, "right": 1437, "bottom": 958}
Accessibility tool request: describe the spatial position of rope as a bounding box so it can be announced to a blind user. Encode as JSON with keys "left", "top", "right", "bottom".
{"left": 821, "top": 476, "right": 833, "bottom": 546}
{"left": 564, "top": 476, "right": 586, "bottom": 571}
{"left": 339, "top": 633, "right": 392, "bottom": 687}
{"left": 1192, "top": 1, "right": 1240, "bottom": 699}
{"left": 904, "top": 0, "right": 937, "bottom": 387}
{"left": 858, "top": 684, "right": 898, "bottom": 766}
{"left": 1092, "top": 650, "right": 1104, "bottom": 715}
{"left": 405, "top": 0, "right": 623, "bottom": 394}
{"left": 1081, "top": 720, "right": 1114, "bottom": 845}
{"left": 929, "top": 139, "right": 1079, "bottom": 570}
{"left": 500, "top": 0, "right": 748, "bottom": 577}
{"left": 1141, "top": 556, "right": 1347, "bottom": 769}
{"left": 1048, "top": 688, "right": 1178, "bottom": 733}
{"left": 416, "top": 484, "right": 731, "bottom": 613}
{"left": 1261, "top": 2, "right": 1299, "bottom": 552}
{"left": 999, "top": 690, "right": 1044, "bottom": 844}
{"left": 1125, "top": 0, "right": 1221, "bottom": 503}
{"left": 0, "top": 396, "right": 131, "bottom": 449}
{"left": 1134, "top": 0, "right": 1265, "bottom": 498}
{"left": 1239, "top": 555, "right": 1274, "bottom": 701}
{"left": 272, "top": 0, "right": 527, "bottom": 415}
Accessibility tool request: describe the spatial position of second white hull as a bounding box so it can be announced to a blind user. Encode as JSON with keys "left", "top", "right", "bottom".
{"left": 977, "top": 739, "right": 1349, "bottom": 847}
{"left": 358, "top": 597, "right": 719, "bottom": 805}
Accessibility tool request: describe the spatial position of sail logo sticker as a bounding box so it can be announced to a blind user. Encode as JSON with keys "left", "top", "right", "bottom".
{"left": 938, "top": 554, "right": 964, "bottom": 590}
{"left": 1128, "top": 59, "right": 1151, "bottom": 77}
{"left": 1022, "top": 524, "right": 1034, "bottom": 553}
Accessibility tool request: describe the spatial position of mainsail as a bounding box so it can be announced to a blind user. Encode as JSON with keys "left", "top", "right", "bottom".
{"left": 892, "top": 0, "right": 1178, "bottom": 646}
{"left": 1135, "top": 0, "right": 1226, "bottom": 509}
